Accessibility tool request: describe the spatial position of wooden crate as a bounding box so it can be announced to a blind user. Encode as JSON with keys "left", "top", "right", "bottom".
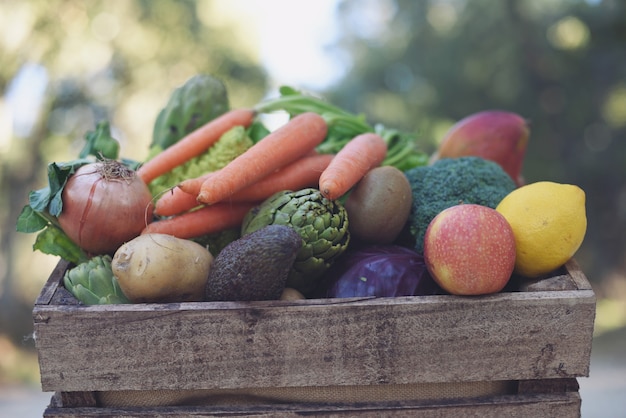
{"left": 33, "top": 259, "right": 595, "bottom": 417}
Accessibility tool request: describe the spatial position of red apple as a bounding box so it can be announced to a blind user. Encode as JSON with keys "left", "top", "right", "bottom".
{"left": 432, "top": 110, "right": 529, "bottom": 186}
{"left": 423, "top": 204, "right": 516, "bottom": 296}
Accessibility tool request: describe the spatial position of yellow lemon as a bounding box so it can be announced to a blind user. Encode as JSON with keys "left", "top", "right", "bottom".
{"left": 495, "top": 181, "right": 586, "bottom": 278}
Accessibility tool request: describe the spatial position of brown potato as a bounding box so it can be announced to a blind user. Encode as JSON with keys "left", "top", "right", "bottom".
{"left": 344, "top": 166, "right": 412, "bottom": 244}
{"left": 112, "top": 233, "right": 213, "bottom": 303}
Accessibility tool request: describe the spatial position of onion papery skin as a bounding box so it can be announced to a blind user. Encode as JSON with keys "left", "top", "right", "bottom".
{"left": 58, "top": 162, "right": 155, "bottom": 255}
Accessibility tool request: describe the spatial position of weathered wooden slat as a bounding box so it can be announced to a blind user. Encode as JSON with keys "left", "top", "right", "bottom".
{"left": 34, "top": 269, "right": 595, "bottom": 392}
{"left": 33, "top": 259, "right": 594, "bottom": 418}
{"left": 35, "top": 259, "right": 71, "bottom": 306}
{"left": 565, "top": 259, "right": 594, "bottom": 290}
{"left": 42, "top": 391, "right": 582, "bottom": 417}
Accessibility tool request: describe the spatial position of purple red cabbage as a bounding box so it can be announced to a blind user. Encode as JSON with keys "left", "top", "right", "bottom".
{"left": 315, "top": 244, "right": 443, "bottom": 298}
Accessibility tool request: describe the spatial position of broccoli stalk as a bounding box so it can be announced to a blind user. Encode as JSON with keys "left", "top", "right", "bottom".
{"left": 404, "top": 156, "right": 517, "bottom": 254}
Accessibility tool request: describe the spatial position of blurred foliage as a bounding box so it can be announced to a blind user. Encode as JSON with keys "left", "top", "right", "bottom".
{"left": 322, "top": 0, "right": 626, "bottom": 296}
{"left": 1, "top": 0, "right": 625, "bottom": 381}
{"left": 0, "top": 0, "right": 268, "bottom": 351}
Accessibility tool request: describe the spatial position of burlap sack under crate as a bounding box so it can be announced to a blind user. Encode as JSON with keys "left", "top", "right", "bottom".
{"left": 95, "top": 381, "right": 515, "bottom": 407}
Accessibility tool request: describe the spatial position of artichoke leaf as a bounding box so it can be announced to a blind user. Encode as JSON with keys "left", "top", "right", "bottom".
{"left": 241, "top": 188, "right": 349, "bottom": 296}
{"left": 71, "top": 285, "right": 103, "bottom": 306}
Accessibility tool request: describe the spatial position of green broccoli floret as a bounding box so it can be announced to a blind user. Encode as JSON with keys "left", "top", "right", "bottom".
{"left": 404, "top": 156, "right": 516, "bottom": 254}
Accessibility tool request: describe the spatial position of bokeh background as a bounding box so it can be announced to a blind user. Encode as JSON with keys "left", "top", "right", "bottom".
{"left": 1, "top": 0, "right": 625, "bottom": 415}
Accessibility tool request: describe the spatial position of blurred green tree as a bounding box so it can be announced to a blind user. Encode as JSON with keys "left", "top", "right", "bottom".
{"left": 323, "top": 0, "right": 626, "bottom": 291}
{"left": 0, "top": 0, "right": 268, "bottom": 348}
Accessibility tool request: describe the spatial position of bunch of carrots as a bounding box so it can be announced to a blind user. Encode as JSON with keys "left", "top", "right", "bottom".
{"left": 137, "top": 108, "right": 388, "bottom": 240}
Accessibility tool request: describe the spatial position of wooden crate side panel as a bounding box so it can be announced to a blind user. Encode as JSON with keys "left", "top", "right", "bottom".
{"left": 34, "top": 289, "right": 595, "bottom": 392}
{"left": 565, "top": 259, "right": 594, "bottom": 290}
{"left": 42, "top": 392, "right": 581, "bottom": 417}
{"left": 36, "top": 260, "right": 71, "bottom": 305}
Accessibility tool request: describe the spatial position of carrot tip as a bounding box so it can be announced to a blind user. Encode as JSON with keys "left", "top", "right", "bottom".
{"left": 197, "top": 192, "right": 210, "bottom": 205}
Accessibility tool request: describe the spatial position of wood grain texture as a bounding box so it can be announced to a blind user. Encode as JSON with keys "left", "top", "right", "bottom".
{"left": 33, "top": 262, "right": 595, "bottom": 393}
{"left": 42, "top": 391, "right": 582, "bottom": 417}
{"left": 566, "top": 259, "right": 594, "bottom": 290}
{"left": 35, "top": 259, "right": 71, "bottom": 306}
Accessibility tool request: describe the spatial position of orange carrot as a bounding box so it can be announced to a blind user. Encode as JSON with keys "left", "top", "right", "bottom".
{"left": 197, "top": 112, "right": 328, "bottom": 205}
{"left": 136, "top": 108, "right": 255, "bottom": 185}
{"left": 318, "top": 132, "right": 387, "bottom": 200}
{"left": 155, "top": 153, "right": 334, "bottom": 217}
{"left": 153, "top": 186, "right": 202, "bottom": 217}
{"left": 226, "top": 153, "right": 334, "bottom": 202}
{"left": 178, "top": 148, "right": 322, "bottom": 197}
{"left": 177, "top": 171, "right": 213, "bottom": 197}
{"left": 141, "top": 202, "right": 255, "bottom": 239}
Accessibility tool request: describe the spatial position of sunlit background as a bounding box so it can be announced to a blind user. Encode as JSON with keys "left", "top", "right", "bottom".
{"left": 1, "top": 0, "right": 625, "bottom": 415}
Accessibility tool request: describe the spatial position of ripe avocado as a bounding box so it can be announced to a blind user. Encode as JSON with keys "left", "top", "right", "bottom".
{"left": 205, "top": 225, "right": 303, "bottom": 301}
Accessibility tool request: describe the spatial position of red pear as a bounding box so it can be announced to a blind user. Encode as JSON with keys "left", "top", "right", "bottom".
{"left": 433, "top": 110, "right": 529, "bottom": 186}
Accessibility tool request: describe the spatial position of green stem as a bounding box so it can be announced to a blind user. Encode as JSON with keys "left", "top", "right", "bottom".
{"left": 321, "top": 113, "right": 373, "bottom": 135}
{"left": 254, "top": 88, "right": 429, "bottom": 170}
{"left": 254, "top": 94, "right": 347, "bottom": 117}
{"left": 383, "top": 143, "right": 415, "bottom": 167}
{"left": 38, "top": 210, "right": 89, "bottom": 264}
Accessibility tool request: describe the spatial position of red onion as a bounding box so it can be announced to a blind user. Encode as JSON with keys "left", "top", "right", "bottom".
{"left": 57, "top": 160, "right": 154, "bottom": 255}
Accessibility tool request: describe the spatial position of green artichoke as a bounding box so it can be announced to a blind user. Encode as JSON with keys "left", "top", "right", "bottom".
{"left": 63, "top": 255, "right": 130, "bottom": 305}
{"left": 241, "top": 188, "right": 350, "bottom": 296}
{"left": 151, "top": 74, "right": 230, "bottom": 151}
